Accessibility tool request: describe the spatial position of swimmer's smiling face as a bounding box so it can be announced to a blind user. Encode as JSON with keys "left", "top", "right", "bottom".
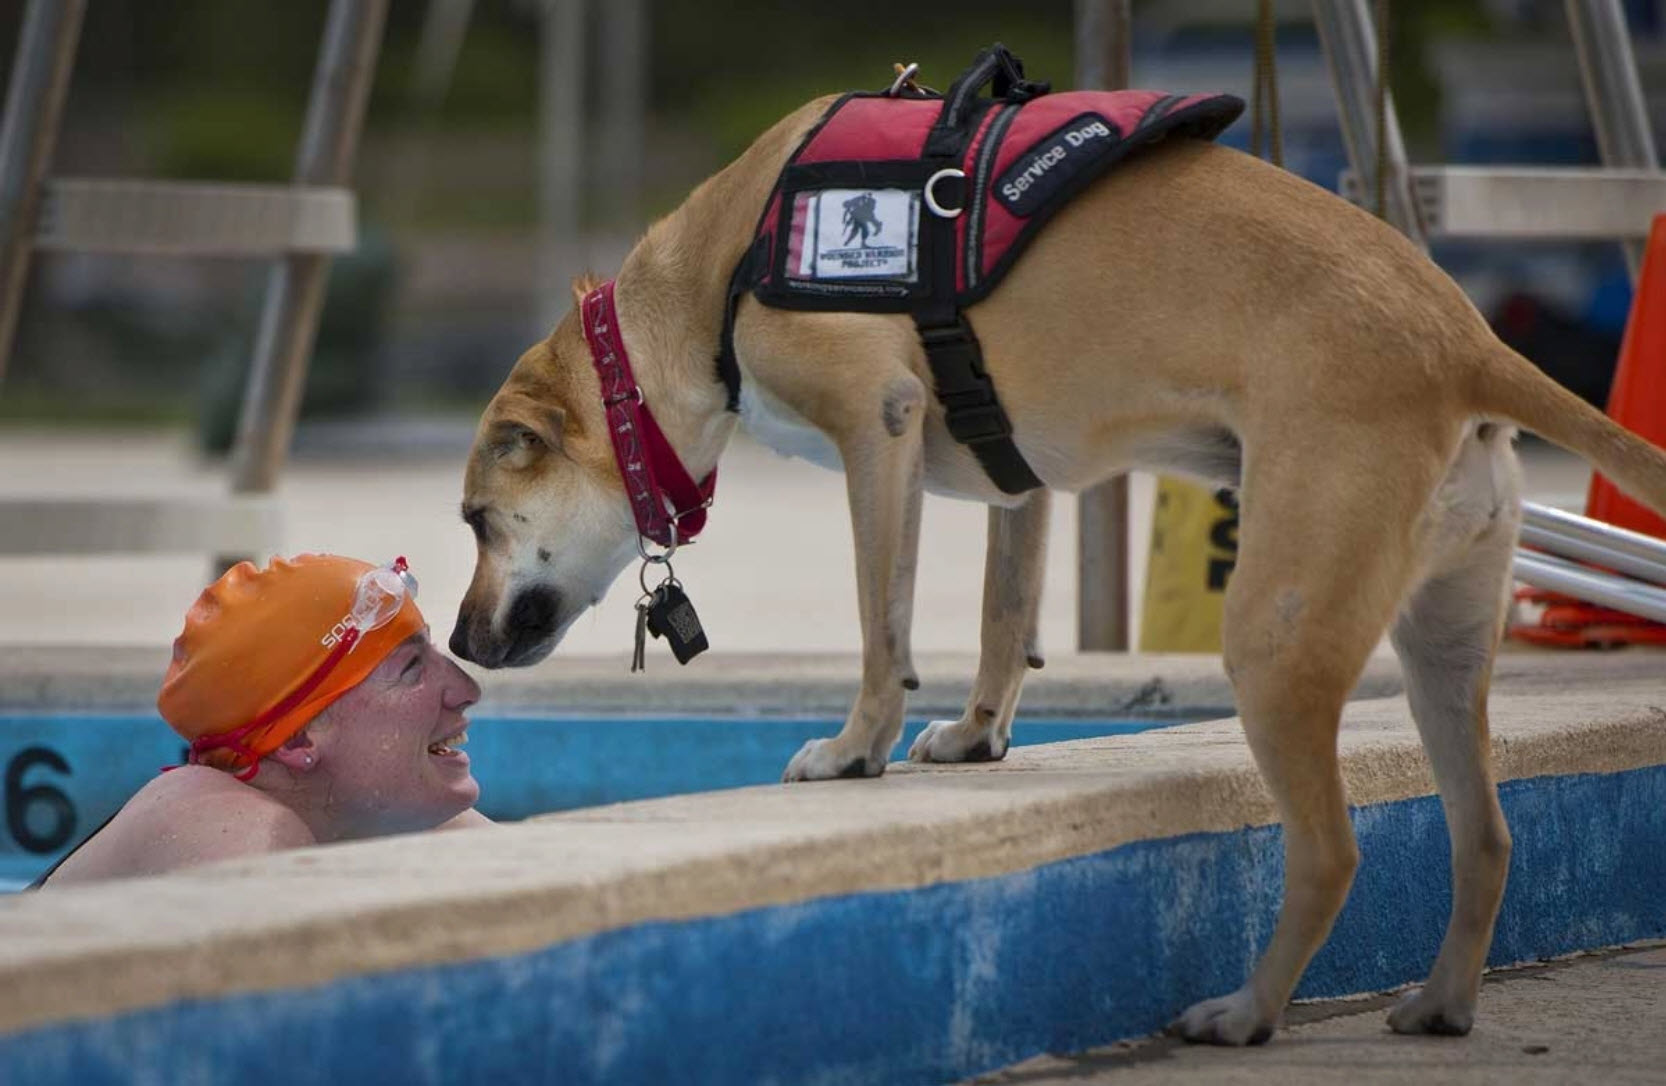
{"left": 304, "top": 628, "right": 482, "bottom": 836}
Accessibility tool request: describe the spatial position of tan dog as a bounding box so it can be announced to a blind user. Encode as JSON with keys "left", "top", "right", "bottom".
{"left": 451, "top": 93, "right": 1666, "bottom": 1045}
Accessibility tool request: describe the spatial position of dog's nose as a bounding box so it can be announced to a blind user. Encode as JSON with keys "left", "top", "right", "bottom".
{"left": 448, "top": 616, "right": 477, "bottom": 664}
{"left": 504, "top": 586, "right": 561, "bottom": 665}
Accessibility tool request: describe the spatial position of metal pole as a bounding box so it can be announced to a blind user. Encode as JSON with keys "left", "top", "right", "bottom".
{"left": 411, "top": 0, "right": 476, "bottom": 106}
{"left": 230, "top": 0, "right": 389, "bottom": 495}
{"left": 1513, "top": 551, "right": 1666, "bottom": 624}
{"left": 1074, "top": 0, "right": 1132, "bottom": 652}
{"left": 1074, "top": 0, "right": 1132, "bottom": 92}
{"left": 1522, "top": 501, "right": 1666, "bottom": 585}
{"left": 1565, "top": 0, "right": 1659, "bottom": 278}
{"left": 1312, "top": 0, "right": 1428, "bottom": 248}
{"left": 538, "top": 0, "right": 585, "bottom": 334}
{"left": 596, "top": 0, "right": 645, "bottom": 229}
{"left": 0, "top": 0, "right": 87, "bottom": 387}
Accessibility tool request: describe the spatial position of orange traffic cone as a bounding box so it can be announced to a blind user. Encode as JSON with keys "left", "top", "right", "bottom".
{"left": 1513, "top": 213, "right": 1666, "bottom": 648}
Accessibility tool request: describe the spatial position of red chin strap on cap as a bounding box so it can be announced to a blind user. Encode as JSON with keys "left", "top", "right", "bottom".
{"left": 580, "top": 279, "right": 717, "bottom": 550}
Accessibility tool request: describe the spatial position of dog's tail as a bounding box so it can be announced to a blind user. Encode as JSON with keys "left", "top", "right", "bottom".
{"left": 1471, "top": 340, "right": 1666, "bottom": 520}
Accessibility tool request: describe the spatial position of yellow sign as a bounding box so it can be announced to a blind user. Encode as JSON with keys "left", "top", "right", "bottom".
{"left": 1139, "top": 477, "right": 1238, "bottom": 652}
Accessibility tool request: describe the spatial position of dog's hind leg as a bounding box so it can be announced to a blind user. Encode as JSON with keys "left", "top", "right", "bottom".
{"left": 1385, "top": 430, "right": 1520, "bottom": 1036}
{"left": 783, "top": 367, "right": 929, "bottom": 781}
{"left": 1171, "top": 427, "right": 1450, "bottom": 1046}
{"left": 909, "top": 489, "right": 1050, "bottom": 763}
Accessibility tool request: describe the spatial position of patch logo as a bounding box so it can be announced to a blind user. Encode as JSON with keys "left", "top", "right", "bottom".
{"left": 790, "top": 187, "right": 919, "bottom": 281}
{"left": 841, "top": 192, "right": 884, "bottom": 246}
{"left": 994, "top": 113, "right": 1121, "bottom": 217}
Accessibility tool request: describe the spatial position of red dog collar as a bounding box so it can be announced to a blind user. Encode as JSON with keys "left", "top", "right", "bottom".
{"left": 581, "top": 280, "right": 716, "bottom": 549}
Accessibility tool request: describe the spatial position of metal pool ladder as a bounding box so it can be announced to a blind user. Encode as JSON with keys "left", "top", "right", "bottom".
{"left": 0, "top": 0, "right": 388, "bottom": 566}
{"left": 1317, "top": 0, "right": 1666, "bottom": 625}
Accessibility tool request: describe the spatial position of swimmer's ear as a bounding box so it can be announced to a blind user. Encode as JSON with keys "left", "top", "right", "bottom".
{"left": 269, "top": 730, "right": 319, "bottom": 775}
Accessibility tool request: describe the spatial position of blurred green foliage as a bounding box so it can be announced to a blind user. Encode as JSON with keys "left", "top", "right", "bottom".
{"left": 142, "top": 90, "right": 301, "bottom": 182}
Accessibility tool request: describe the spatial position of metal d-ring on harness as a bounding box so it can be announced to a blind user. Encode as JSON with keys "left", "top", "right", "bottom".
{"left": 885, "top": 61, "right": 937, "bottom": 99}
{"left": 888, "top": 62, "right": 921, "bottom": 97}
{"left": 923, "top": 168, "right": 966, "bottom": 218}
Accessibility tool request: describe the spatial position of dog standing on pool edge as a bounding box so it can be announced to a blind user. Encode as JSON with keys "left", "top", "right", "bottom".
{"left": 448, "top": 72, "right": 1666, "bottom": 1046}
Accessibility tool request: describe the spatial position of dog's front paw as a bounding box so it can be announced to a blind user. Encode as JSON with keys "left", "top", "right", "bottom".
{"left": 1386, "top": 987, "right": 1474, "bottom": 1036}
{"left": 1168, "top": 988, "right": 1278, "bottom": 1046}
{"left": 782, "top": 738, "right": 885, "bottom": 782}
{"left": 908, "top": 718, "right": 1008, "bottom": 763}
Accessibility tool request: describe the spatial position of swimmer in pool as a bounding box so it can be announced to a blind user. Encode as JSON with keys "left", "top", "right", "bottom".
{"left": 38, "top": 554, "right": 490, "bottom": 887}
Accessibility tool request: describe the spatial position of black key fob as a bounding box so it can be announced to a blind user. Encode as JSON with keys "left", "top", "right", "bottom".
{"left": 645, "top": 582, "right": 709, "bottom": 665}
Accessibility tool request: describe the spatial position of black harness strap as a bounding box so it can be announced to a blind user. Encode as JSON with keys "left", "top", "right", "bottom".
{"left": 914, "top": 313, "right": 1042, "bottom": 493}
{"left": 912, "top": 45, "right": 1045, "bottom": 494}
{"left": 715, "top": 236, "right": 764, "bottom": 412}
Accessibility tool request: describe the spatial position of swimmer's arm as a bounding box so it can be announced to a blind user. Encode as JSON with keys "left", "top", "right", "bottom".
{"left": 437, "top": 808, "right": 495, "bottom": 830}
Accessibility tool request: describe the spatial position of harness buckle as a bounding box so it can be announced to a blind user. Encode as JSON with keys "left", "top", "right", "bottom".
{"left": 918, "top": 320, "right": 988, "bottom": 398}
{"left": 917, "top": 318, "right": 1015, "bottom": 444}
{"left": 944, "top": 402, "right": 1013, "bottom": 444}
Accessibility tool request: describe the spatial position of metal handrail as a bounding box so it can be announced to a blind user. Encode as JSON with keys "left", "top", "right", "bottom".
{"left": 1513, "top": 552, "right": 1666, "bottom": 625}
{"left": 1521, "top": 501, "right": 1666, "bottom": 586}
{"left": 35, "top": 179, "right": 356, "bottom": 256}
{"left": 1565, "top": 0, "right": 1661, "bottom": 278}
{"left": 1514, "top": 502, "right": 1666, "bottom": 623}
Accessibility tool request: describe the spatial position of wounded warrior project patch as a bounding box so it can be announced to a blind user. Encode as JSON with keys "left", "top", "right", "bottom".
{"left": 789, "top": 187, "right": 920, "bottom": 282}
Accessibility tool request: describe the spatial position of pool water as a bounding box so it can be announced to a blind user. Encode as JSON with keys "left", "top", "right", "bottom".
{"left": 0, "top": 713, "right": 1184, "bottom": 889}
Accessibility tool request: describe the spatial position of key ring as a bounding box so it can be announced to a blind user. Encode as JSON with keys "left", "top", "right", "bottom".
{"left": 635, "top": 517, "right": 679, "bottom": 564}
{"left": 639, "top": 556, "right": 677, "bottom": 599}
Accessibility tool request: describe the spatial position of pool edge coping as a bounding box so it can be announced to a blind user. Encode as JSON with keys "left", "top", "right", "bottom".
{"left": 0, "top": 660, "right": 1661, "bottom": 1038}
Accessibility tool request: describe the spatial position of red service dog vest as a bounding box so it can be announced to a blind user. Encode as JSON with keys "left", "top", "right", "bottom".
{"left": 718, "top": 46, "right": 1242, "bottom": 493}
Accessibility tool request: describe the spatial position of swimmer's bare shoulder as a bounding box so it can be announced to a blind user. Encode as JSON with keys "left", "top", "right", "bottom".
{"left": 43, "top": 767, "right": 314, "bottom": 887}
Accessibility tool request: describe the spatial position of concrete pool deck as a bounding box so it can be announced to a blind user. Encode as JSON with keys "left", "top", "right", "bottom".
{"left": 970, "top": 943, "right": 1666, "bottom": 1085}
{"left": 0, "top": 647, "right": 1661, "bottom": 1083}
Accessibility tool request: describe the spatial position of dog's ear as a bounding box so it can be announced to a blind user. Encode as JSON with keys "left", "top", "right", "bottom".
{"left": 485, "top": 395, "right": 566, "bottom": 470}
{"left": 570, "top": 274, "right": 602, "bottom": 306}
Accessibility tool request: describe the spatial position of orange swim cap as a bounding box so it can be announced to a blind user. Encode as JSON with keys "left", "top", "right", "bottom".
{"left": 158, "top": 554, "right": 425, "bottom": 775}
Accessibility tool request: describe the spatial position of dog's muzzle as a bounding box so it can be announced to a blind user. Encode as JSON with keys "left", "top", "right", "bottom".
{"left": 450, "top": 586, "right": 563, "bottom": 668}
